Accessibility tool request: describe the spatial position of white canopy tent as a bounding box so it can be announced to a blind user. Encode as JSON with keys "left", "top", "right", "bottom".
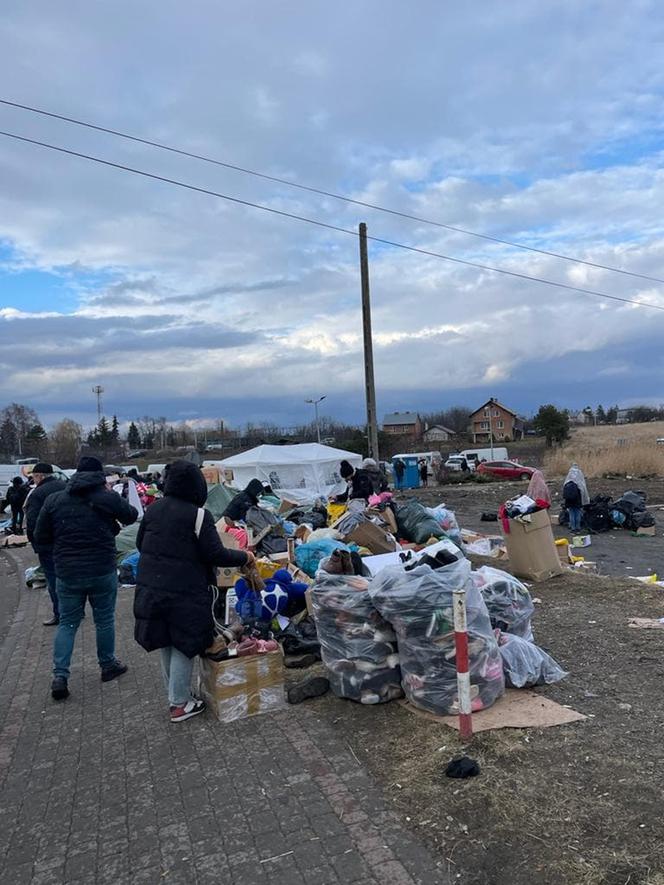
{"left": 220, "top": 443, "right": 362, "bottom": 504}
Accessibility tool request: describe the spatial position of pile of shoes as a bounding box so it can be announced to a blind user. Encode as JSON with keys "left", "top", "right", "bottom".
{"left": 313, "top": 565, "right": 403, "bottom": 705}
{"left": 204, "top": 622, "right": 279, "bottom": 662}
{"left": 279, "top": 616, "right": 322, "bottom": 669}
{"left": 370, "top": 558, "right": 504, "bottom": 715}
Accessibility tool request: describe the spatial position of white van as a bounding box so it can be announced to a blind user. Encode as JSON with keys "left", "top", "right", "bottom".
{"left": 460, "top": 447, "right": 508, "bottom": 466}
{"left": 147, "top": 463, "right": 168, "bottom": 476}
{"left": 392, "top": 451, "right": 442, "bottom": 476}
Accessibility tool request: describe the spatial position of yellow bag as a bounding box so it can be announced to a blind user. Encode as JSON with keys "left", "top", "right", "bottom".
{"left": 255, "top": 559, "right": 281, "bottom": 580}
{"left": 327, "top": 503, "right": 347, "bottom": 523}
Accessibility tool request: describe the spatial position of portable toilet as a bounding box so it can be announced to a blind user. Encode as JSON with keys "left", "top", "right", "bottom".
{"left": 394, "top": 455, "right": 420, "bottom": 489}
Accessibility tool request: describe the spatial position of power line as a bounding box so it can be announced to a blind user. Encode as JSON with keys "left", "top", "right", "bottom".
{"left": 1, "top": 127, "right": 663, "bottom": 315}
{"left": 1, "top": 96, "right": 663, "bottom": 286}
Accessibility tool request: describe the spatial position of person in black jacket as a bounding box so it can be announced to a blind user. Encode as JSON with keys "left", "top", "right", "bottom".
{"left": 6, "top": 476, "right": 28, "bottom": 534}
{"left": 25, "top": 463, "right": 67, "bottom": 625}
{"left": 334, "top": 460, "right": 374, "bottom": 503}
{"left": 222, "top": 478, "right": 265, "bottom": 522}
{"left": 35, "top": 456, "right": 138, "bottom": 701}
{"left": 134, "top": 460, "right": 253, "bottom": 723}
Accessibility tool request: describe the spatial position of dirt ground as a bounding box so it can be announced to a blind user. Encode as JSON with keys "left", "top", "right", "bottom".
{"left": 307, "top": 567, "right": 664, "bottom": 885}
{"left": 292, "top": 478, "right": 664, "bottom": 884}
{"left": 412, "top": 478, "right": 664, "bottom": 579}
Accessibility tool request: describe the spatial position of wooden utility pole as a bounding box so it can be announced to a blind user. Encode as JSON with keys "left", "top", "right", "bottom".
{"left": 359, "top": 222, "right": 379, "bottom": 462}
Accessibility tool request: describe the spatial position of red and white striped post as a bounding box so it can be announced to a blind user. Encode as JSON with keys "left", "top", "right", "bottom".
{"left": 453, "top": 587, "right": 473, "bottom": 741}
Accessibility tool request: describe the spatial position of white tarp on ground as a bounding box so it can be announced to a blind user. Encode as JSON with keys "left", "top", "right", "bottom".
{"left": 220, "top": 443, "right": 362, "bottom": 504}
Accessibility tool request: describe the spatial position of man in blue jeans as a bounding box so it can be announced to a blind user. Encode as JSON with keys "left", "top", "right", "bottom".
{"left": 35, "top": 456, "right": 138, "bottom": 700}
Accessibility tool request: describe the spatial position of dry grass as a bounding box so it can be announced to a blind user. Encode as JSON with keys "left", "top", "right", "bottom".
{"left": 544, "top": 422, "right": 664, "bottom": 478}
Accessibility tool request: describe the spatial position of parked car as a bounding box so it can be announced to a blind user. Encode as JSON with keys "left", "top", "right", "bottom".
{"left": 444, "top": 455, "right": 469, "bottom": 472}
{"left": 128, "top": 449, "right": 147, "bottom": 459}
{"left": 476, "top": 460, "right": 535, "bottom": 480}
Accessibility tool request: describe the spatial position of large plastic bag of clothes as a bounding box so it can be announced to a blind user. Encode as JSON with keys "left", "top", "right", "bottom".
{"left": 395, "top": 499, "right": 445, "bottom": 544}
{"left": 425, "top": 505, "right": 461, "bottom": 544}
{"left": 370, "top": 559, "right": 504, "bottom": 715}
{"left": 295, "top": 538, "right": 351, "bottom": 578}
{"left": 470, "top": 566, "right": 534, "bottom": 641}
{"left": 313, "top": 571, "right": 402, "bottom": 704}
{"left": 496, "top": 631, "right": 568, "bottom": 688}
{"left": 119, "top": 551, "right": 140, "bottom": 584}
{"left": 611, "top": 490, "right": 647, "bottom": 530}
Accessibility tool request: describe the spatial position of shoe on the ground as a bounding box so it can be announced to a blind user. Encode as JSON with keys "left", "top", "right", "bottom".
{"left": 101, "top": 661, "right": 128, "bottom": 682}
{"left": 43, "top": 616, "right": 59, "bottom": 626}
{"left": 284, "top": 653, "right": 319, "bottom": 669}
{"left": 287, "top": 676, "right": 330, "bottom": 705}
{"left": 51, "top": 676, "right": 69, "bottom": 701}
{"left": 170, "top": 698, "right": 206, "bottom": 723}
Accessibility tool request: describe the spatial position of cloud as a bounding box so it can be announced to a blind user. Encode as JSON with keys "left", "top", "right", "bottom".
{"left": 1, "top": 1, "right": 664, "bottom": 427}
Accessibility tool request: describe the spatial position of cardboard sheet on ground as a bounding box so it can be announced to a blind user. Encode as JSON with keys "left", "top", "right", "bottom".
{"left": 399, "top": 689, "right": 586, "bottom": 732}
{"left": 628, "top": 617, "right": 664, "bottom": 630}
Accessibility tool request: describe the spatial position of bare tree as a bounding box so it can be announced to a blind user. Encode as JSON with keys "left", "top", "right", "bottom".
{"left": 50, "top": 419, "right": 83, "bottom": 467}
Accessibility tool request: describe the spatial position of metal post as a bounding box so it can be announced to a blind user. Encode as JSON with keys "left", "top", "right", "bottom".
{"left": 314, "top": 400, "right": 320, "bottom": 444}
{"left": 359, "top": 223, "right": 379, "bottom": 462}
{"left": 452, "top": 587, "right": 473, "bottom": 741}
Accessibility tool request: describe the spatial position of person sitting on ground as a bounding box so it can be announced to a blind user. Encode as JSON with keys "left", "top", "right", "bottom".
{"left": 334, "top": 460, "right": 374, "bottom": 503}
{"left": 134, "top": 460, "right": 254, "bottom": 723}
{"left": 24, "top": 463, "right": 68, "bottom": 626}
{"left": 35, "top": 456, "right": 138, "bottom": 701}
{"left": 563, "top": 463, "right": 589, "bottom": 533}
{"left": 222, "top": 478, "right": 266, "bottom": 522}
{"left": 6, "top": 476, "right": 28, "bottom": 535}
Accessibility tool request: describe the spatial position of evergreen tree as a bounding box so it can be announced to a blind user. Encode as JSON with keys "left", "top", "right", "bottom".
{"left": 533, "top": 404, "right": 569, "bottom": 447}
{"left": 127, "top": 422, "right": 141, "bottom": 449}
{"left": 596, "top": 405, "right": 607, "bottom": 424}
{"left": 111, "top": 415, "right": 120, "bottom": 442}
{"left": 97, "top": 417, "right": 112, "bottom": 447}
{"left": 606, "top": 405, "right": 619, "bottom": 424}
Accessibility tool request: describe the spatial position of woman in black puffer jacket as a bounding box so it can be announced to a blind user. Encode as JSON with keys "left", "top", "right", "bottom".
{"left": 134, "top": 460, "right": 252, "bottom": 722}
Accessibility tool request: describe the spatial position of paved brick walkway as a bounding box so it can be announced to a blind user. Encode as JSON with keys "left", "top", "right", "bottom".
{"left": 0, "top": 549, "right": 449, "bottom": 885}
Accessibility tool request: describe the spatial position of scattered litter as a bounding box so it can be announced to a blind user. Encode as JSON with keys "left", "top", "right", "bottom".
{"left": 445, "top": 756, "right": 480, "bottom": 779}
{"left": 628, "top": 618, "right": 664, "bottom": 630}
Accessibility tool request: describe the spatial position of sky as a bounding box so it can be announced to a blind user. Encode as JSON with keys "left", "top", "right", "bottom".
{"left": 2, "top": 1, "right": 664, "bottom": 431}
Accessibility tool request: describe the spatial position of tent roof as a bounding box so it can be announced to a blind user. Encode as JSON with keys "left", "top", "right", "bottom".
{"left": 220, "top": 443, "right": 361, "bottom": 468}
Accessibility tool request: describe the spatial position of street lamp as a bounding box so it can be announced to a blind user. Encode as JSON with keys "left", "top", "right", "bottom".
{"left": 305, "top": 395, "right": 326, "bottom": 444}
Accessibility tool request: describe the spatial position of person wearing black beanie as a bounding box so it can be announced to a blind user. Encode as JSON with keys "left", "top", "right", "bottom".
{"left": 25, "top": 463, "right": 67, "bottom": 626}
{"left": 34, "top": 454, "right": 139, "bottom": 701}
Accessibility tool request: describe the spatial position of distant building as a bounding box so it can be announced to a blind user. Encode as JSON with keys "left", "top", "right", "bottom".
{"left": 568, "top": 410, "right": 594, "bottom": 426}
{"left": 616, "top": 408, "right": 632, "bottom": 425}
{"left": 469, "top": 398, "right": 524, "bottom": 443}
{"left": 422, "top": 424, "right": 456, "bottom": 443}
{"left": 382, "top": 412, "right": 423, "bottom": 439}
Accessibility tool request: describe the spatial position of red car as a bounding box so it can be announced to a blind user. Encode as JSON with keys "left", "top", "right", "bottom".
{"left": 476, "top": 460, "right": 535, "bottom": 480}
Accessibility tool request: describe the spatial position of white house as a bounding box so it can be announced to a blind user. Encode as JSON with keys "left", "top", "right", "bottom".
{"left": 422, "top": 424, "right": 456, "bottom": 443}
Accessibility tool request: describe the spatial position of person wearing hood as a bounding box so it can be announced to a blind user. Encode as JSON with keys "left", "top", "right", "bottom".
{"left": 222, "top": 478, "right": 265, "bottom": 522}
{"left": 24, "top": 463, "right": 67, "bottom": 625}
{"left": 563, "top": 463, "right": 589, "bottom": 532}
{"left": 35, "top": 456, "right": 138, "bottom": 700}
{"left": 134, "top": 460, "right": 253, "bottom": 723}
{"left": 5, "top": 476, "right": 28, "bottom": 534}
{"left": 361, "top": 458, "right": 388, "bottom": 495}
{"left": 335, "top": 460, "right": 374, "bottom": 503}
{"left": 527, "top": 469, "right": 552, "bottom": 506}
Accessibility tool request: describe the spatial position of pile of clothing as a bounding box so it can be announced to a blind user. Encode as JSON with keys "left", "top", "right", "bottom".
{"left": 313, "top": 563, "right": 403, "bottom": 705}
{"left": 396, "top": 499, "right": 447, "bottom": 544}
{"left": 370, "top": 558, "right": 505, "bottom": 715}
{"left": 470, "top": 566, "right": 535, "bottom": 641}
{"left": 610, "top": 490, "right": 654, "bottom": 531}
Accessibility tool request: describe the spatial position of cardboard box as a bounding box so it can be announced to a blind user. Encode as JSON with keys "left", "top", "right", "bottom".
{"left": 198, "top": 649, "right": 286, "bottom": 722}
{"left": 202, "top": 466, "right": 221, "bottom": 484}
{"left": 345, "top": 521, "right": 398, "bottom": 555}
{"left": 366, "top": 506, "right": 398, "bottom": 535}
{"left": 501, "top": 510, "right": 564, "bottom": 582}
{"left": 636, "top": 525, "right": 656, "bottom": 536}
{"left": 215, "top": 527, "right": 241, "bottom": 587}
{"left": 278, "top": 497, "right": 300, "bottom": 515}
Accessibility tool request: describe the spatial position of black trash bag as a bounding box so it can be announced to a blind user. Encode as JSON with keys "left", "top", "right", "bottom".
{"left": 612, "top": 490, "right": 647, "bottom": 530}
{"left": 632, "top": 510, "right": 655, "bottom": 529}
{"left": 395, "top": 499, "right": 445, "bottom": 544}
{"left": 584, "top": 495, "right": 613, "bottom": 533}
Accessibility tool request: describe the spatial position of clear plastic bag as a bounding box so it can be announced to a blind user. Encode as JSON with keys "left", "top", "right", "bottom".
{"left": 470, "top": 566, "right": 535, "bottom": 641}
{"left": 496, "top": 631, "right": 568, "bottom": 688}
{"left": 312, "top": 571, "right": 403, "bottom": 704}
{"left": 425, "top": 505, "right": 461, "bottom": 544}
{"left": 370, "top": 559, "right": 504, "bottom": 715}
